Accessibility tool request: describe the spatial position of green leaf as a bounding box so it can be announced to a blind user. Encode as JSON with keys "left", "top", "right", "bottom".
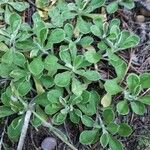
{"left": 0, "top": 106, "right": 15, "bottom": 118}
{"left": 117, "top": 31, "right": 140, "bottom": 50}
{"left": 47, "top": 89, "right": 62, "bottom": 103}
{"left": 81, "top": 90, "right": 91, "bottom": 104}
{"left": 127, "top": 73, "right": 140, "bottom": 93}
{"left": 1, "top": 50, "right": 14, "bottom": 65}
{"left": 28, "top": 57, "right": 44, "bottom": 76}
{"left": 32, "top": 106, "right": 48, "bottom": 127}
{"left": 8, "top": 2, "right": 29, "bottom": 11}
{"left": 107, "top": 123, "right": 119, "bottom": 135}
{"left": 73, "top": 55, "right": 84, "bottom": 69}
{"left": 33, "top": 93, "right": 49, "bottom": 107}
{"left": 59, "top": 49, "right": 71, "bottom": 64}
{"left": 79, "top": 36, "right": 93, "bottom": 47}
{"left": 117, "top": 100, "right": 129, "bottom": 115}
{"left": 76, "top": 17, "right": 90, "bottom": 34}
{"left": 90, "top": 25, "right": 102, "bottom": 37}
{"left": 109, "top": 136, "right": 123, "bottom": 150}
{"left": 140, "top": 73, "right": 150, "bottom": 88}
{"left": 103, "top": 108, "right": 115, "bottom": 124}
{"left": 64, "top": 23, "right": 74, "bottom": 39}
{"left": 138, "top": 95, "right": 150, "bottom": 105}
{"left": 119, "top": 0, "right": 135, "bottom": 9}
{"left": 7, "top": 116, "right": 23, "bottom": 141}
{"left": 130, "top": 101, "right": 146, "bottom": 115}
{"left": 54, "top": 71, "right": 71, "bottom": 87}
{"left": 100, "top": 133, "right": 109, "bottom": 148}
{"left": 17, "top": 80, "right": 31, "bottom": 96}
{"left": 69, "top": 110, "right": 80, "bottom": 124}
{"left": 83, "top": 70, "right": 100, "bottom": 81}
{"left": 84, "top": 50, "right": 101, "bottom": 64}
{"left": 14, "top": 52, "right": 26, "bottom": 67}
{"left": 118, "top": 123, "right": 132, "bottom": 137}
{"left": 106, "top": 2, "right": 118, "bottom": 14}
{"left": 104, "top": 80, "right": 122, "bottom": 95}
{"left": 52, "top": 112, "right": 67, "bottom": 125}
{"left": 79, "top": 130, "right": 98, "bottom": 145}
{"left": 81, "top": 115, "right": 95, "bottom": 127}
{"left": 44, "top": 54, "right": 58, "bottom": 76}
{"left": 72, "top": 78, "right": 85, "bottom": 96}
{"left": 45, "top": 103, "right": 61, "bottom": 115}
{"left": 101, "top": 93, "right": 112, "bottom": 107}
{"left": 48, "top": 28, "right": 65, "bottom": 44}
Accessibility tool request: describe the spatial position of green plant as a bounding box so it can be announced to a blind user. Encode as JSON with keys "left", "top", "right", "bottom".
{"left": 0, "top": 0, "right": 150, "bottom": 150}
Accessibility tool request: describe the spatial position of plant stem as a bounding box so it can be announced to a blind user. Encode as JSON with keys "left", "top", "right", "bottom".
{"left": 32, "top": 111, "right": 77, "bottom": 150}
{"left": 17, "top": 110, "right": 32, "bottom": 150}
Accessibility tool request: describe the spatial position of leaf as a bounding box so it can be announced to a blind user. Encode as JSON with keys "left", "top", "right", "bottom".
{"left": 130, "top": 101, "right": 146, "bottom": 115}
{"left": 140, "top": 73, "right": 150, "bottom": 88}
{"left": 138, "top": 95, "right": 150, "bottom": 105}
{"left": 83, "top": 70, "right": 100, "bottom": 81}
{"left": 17, "top": 80, "right": 31, "bottom": 96}
{"left": 73, "top": 55, "right": 84, "bottom": 69}
{"left": 79, "top": 36, "right": 93, "bottom": 47}
{"left": 7, "top": 116, "right": 23, "bottom": 141}
{"left": 64, "top": 23, "right": 74, "bottom": 39}
{"left": 107, "top": 123, "right": 119, "bottom": 135}
{"left": 109, "top": 136, "right": 123, "bottom": 150}
{"left": 14, "top": 52, "right": 26, "bottom": 67}
{"left": 72, "top": 78, "right": 85, "bottom": 96}
{"left": 54, "top": 71, "right": 71, "bottom": 87}
{"left": 1, "top": 50, "right": 14, "bottom": 65}
{"left": 59, "top": 49, "right": 71, "bottom": 64}
{"left": 100, "top": 133, "right": 109, "bottom": 148}
{"left": 32, "top": 105, "right": 48, "bottom": 127}
{"left": 76, "top": 17, "right": 90, "bottom": 34}
{"left": 117, "top": 100, "right": 129, "bottom": 115}
{"left": 0, "top": 63, "right": 13, "bottom": 77}
{"left": 84, "top": 50, "right": 101, "bottom": 64}
{"left": 44, "top": 54, "right": 58, "bottom": 76}
{"left": 33, "top": 93, "right": 49, "bottom": 107}
{"left": 81, "top": 90, "right": 91, "bottom": 104}
{"left": 47, "top": 89, "right": 62, "bottom": 103}
{"left": 28, "top": 57, "right": 44, "bottom": 76}
{"left": 81, "top": 115, "right": 95, "bottom": 127}
{"left": 103, "top": 108, "right": 115, "bottom": 124}
{"left": 52, "top": 112, "right": 67, "bottom": 125}
{"left": 90, "top": 25, "right": 102, "bottom": 37}
{"left": 48, "top": 28, "right": 65, "bottom": 44}
{"left": 104, "top": 80, "right": 122, "bottom": 95}
{"left": 45, "top": 103, "right": 61, "bottom": 115}
{"left": 101, "top": 93, "right": 112, "bottom": 107}
{"left": 118, "top": 123, "right": 132, "bottom": 137}
{"left": 106, "top": 2, "right": 118, "bottom": 14}
{"left": 79, "top": 130, "right": 98, "bottom": 145}
{"left": 120, "top": 0, "right": 135, "bottom": 9}
{"left": 8, "top": 2, "right": 29, "bottom": 12}
{"left": 0, "top": 106, "right": 15, "bottom": 118}
{"left": 127, "top": 73, "right": 140, "bottom": 93}
{"left": 117, "top": 31, "right": 140, "bottom": 50}
{"left": 69, "top": 110, "right": 80, "bottom": 124}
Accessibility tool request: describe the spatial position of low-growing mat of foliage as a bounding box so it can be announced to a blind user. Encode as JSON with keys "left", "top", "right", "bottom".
{"left": 0, "top": 0, "right": 150, "bottom": 150}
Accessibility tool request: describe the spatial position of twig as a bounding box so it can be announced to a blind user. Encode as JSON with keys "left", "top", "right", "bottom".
{"left": 140, "top": 88, "right": 150, "bottom": 97}
{"left": 0, "top": 118, "right": 8, "bottom": 150}
{"left": 32, "top": 111, "right": 78, "bottom": 150}
{"left": 17, "top": 110, "right": 32, "bottom": 150}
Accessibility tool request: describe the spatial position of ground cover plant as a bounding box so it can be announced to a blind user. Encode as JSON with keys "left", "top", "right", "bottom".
{"left": 0, "top": 0, "right": 150, "bottom": 150}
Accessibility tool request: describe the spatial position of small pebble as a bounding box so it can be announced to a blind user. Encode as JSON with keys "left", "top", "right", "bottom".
{"left": 41, "top": 137, "right": 57, "bottom": 150}
{"left": 136, "top": 15, "right": 145, "bottom": 23}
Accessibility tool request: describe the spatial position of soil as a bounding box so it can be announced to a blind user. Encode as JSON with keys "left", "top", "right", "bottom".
{"left": 0, "top": 0, "right": 150, "bottom": 150}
